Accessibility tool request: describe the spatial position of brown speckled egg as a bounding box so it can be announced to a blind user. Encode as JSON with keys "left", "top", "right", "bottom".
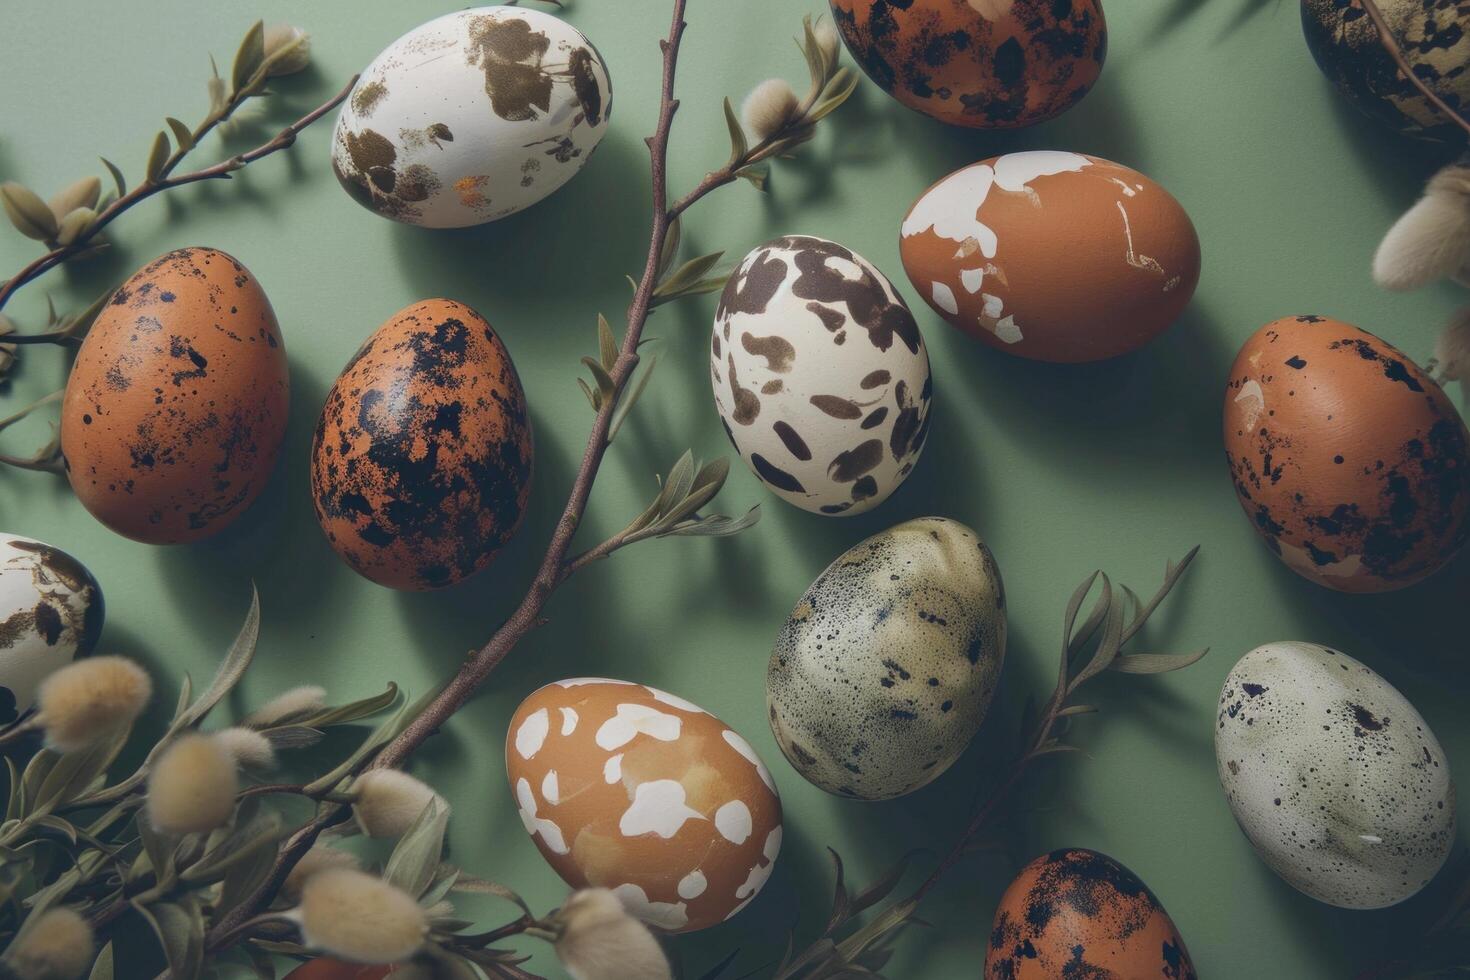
{"left": 830, "top": 0, "right": 1106, "bottom": 129}
{"left": 60, "top": 247, "right": 288, "bottom": 544}
{"left": 901, "top": 151, "right": 1201, "bottom": 362}
{"left": 505, "top": 679, "right": 783, "bottom": 932}
{"left": 987, "top": 849, "right": 1196, "bottom": 979}
{"left": 1224, "top": 315, "right": 1470, "bottom": 592}
{"left": 310, "top": 299, "right": 532, "bottom": 591}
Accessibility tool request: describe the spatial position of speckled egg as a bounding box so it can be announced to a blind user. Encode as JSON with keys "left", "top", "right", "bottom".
{"left": 332, "top": 7, "right": 611, "bottom": 227}
{"left": 1303, "top": 0, "right": 1470, "bottom": 141}
{"left": 987, "top": 849, "right": 1196, "bottom": 979}
{"left": 830, "top": 0, "right": 1106, "bottom": 129}
{"left": 711, "top": 235, "right": 932, "bottom": 516}
{"left": 766, "top": 517, "right": 1005, "bottom": 800}
{"left": 60, "top": 247, "right": 288, "bottom": 544}
{"left": 505, "top": 679, "right": 782, "bottom": 932}
{"left": 1216, "top": 642, "right": 1455, "bottom": 908}
{"left": 0, "top": 535, "right": 103, "bottom": 725}
{"left": 900, "top": 151, "right": 1201, "bottom": 362}
{"left": 310, "top": 299, "right": 533, "bottom": 591}
{"left": 1224, "top": 316, "right": 1470, "bottom": 593}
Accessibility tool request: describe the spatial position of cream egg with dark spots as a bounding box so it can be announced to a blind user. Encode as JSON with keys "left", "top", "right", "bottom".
{"left": 1224, "top": 315, "right": 1470, "bottom": 592}
{"left": 711, "top": 235, "right": 932, "bottom": 516}
{"left": 310, "top": 299, "right": 533, "bottom": 591}
{"left": 60, "top": 247, "right": 289, "bottom": 544}
{"left": 767, "top": 517, "right": 1006, "bottom": 800}
{"left": 0, "top": 535, "right": 103, "bottom": 725}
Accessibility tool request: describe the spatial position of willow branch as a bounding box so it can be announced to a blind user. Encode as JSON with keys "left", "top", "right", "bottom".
{"left": 0, "top": 74, "right": 358, "bottom": 320}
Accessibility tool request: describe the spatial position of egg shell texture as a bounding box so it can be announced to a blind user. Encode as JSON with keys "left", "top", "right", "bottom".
{"left": 830, "top": 0, "right": 1106, "bottom": 129}
{"left": 60, "top": 247, "right": 288, "bottom": 544}
{"left": 332, "top": 7, "right": 611, "bottom": 227}
{"left": 505, "top": 679, "right": 782, "bottom": 932}
{"left": 711, "top": 235, "right": 932, "bottom": 516}
{"left": 986, "top": 848, "right": 1196, "bottom": 980}
{"left": 1216, "top": 642, "right": 1456, "bottom": 909}
{"left": 0, "top": 536, "right": 103, "bottom": 725}
{"left": 900, "top": 151, "right": 1201, "bottom": 362}
{"left": 766, "top": 517, "right": 1005, "bottom": 800}
{"left": 310, "top": 299, "right": 533, "bottom": 591}
{"left": 1223, "top": 315, "right": 1470, "bottom": 593}
{"left": 1303, "top": 0, "right": 1470, "bottom": 142}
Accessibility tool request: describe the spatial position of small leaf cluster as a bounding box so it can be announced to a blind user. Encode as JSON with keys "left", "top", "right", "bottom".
{"left": 576, "top": 314, "right": 658, "bottom": 444}
{"left": 651, "top": 218, "right": 727, "bottom": 307}
{"left": 625, "top": 452, "right": 760, "bottom": 540}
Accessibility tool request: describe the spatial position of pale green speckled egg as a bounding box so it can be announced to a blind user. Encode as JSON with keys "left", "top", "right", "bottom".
{"left": 766, "top": 517, "right": 1006, "bottom": 800}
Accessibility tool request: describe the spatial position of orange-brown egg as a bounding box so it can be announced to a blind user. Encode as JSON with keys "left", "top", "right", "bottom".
{"left": 900, "top": 152, "right": 1200, "bottom": 362}
{"left": 505, "top": 679, "right": 783, "bottom": 933}
{"left": 310, "top": 299, "right": 532, "bottom": 591}
{"left": 283, "top": 962, "right": 395, "bottom": 980}
{"left": 1224, "top": 315, "right": 1470, "bottom": 592}
{"left": 830, "top": 0, "right": 1106, "bottom": 129}
{"left": 60, "top": 247, "right": 288, "bottom": 544}
{"left": 987, "top": 848, "right": 1196, "bottom": 980}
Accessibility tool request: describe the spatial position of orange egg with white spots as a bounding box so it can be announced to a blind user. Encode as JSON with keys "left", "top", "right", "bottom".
{"left": 505, "top": 679, "right": 782, "bottom": 932}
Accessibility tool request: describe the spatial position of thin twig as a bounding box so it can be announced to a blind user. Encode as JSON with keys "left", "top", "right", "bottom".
{"left": 0, "top": 74, "right": 358, "bottom": 321}
{"left": 1358, "top": 0, "right": 1470, "bottom": 140}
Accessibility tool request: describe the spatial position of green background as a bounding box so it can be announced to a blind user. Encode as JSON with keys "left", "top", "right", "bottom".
{"left": 3, "top": 0, "right": 1467, "bottom": 976}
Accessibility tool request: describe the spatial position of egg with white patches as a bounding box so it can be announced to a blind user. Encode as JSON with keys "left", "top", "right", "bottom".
{"left": 711, "top": 235, "right": 933, "bottom": 516}
{"left": 0, "top": 535, "right": 104, "bottom": 724}
{"left": 900, "top": 151, "right": 1201, "bottom": 362}
{"left": 505, "top": 679, "right": 782, "bottom": 932}
{"left": 1216, "top": 641, "right": 1455, "bottom": 909}
{"left": 332, "top": 7, "right": 611, "bottom": 227}
{"left": 767, "top": 517, "right": 1006, "bottom": 800}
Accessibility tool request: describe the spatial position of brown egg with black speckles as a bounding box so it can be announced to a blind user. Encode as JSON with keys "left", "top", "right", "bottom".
{"left": 60, "top": 247, "right": 288, "bottom": 544}
{"left": 1224, "top": 315, "right": 1470, "bottom": 593}
{"left": 987, "top": 848, "right": 1196, "bottom": 980}
{"left": 830, "top": 0, "right": 1107, "bottom": 129}
{"left": 310, "top": 298, "right": 533, "bottom": 591}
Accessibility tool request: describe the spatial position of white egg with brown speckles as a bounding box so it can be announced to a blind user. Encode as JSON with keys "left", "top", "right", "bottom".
{"left": 1216, "top": 642, "right": 1455, "bottom": 909}
{"left": 332, "top": 7, "right": 611, "bottom": 227}
{"left": 711, "top": 235, "right": 932, "bottom": 517}
{"left": 0, "top": 535, "right": 104, "bottom": 724}
{"left": 767, "top": 517, "right": 1005, "bottom": 800}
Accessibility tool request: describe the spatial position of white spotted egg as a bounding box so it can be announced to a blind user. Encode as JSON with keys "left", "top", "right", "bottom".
{"left": 0, "top": 535, "right": 104, "bottom": 723}
{"left": 767, "top": 517, "right": 1006, "bottom": 800}
{"left": 332, "top": 7, "right": 611, "bottom": 227}
{"left": 1216, "top": 641, "right": 1455, "bottom": 909}
{"left": 504, "top": 678, "right": 782, "bottom": 932}
{"left": 711, "top": 235, "right": 933, "bottom": 516}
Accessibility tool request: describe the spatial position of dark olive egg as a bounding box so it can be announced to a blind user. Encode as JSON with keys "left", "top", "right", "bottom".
{"left": 60, "top": 247, "right": 289, "bottom": 544}
{"left": 1224, "top": 315, "right": 1470, "bottom": 592}
{"left": 1302, "top": 0, "right": 1470, "bottom": 141}
{"left": 310, "top": 298, "right": 533, "bottom": 591}
{"left": 830, "top": 0, "right": 1106, "bottom": 129}
{"left": 987, "top": 848, "right": 1196, "bottom": 979}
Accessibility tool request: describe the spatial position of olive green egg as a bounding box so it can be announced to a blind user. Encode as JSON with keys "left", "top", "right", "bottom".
{"left": 766, "top": 517, "right": 1006, "bottom": 800}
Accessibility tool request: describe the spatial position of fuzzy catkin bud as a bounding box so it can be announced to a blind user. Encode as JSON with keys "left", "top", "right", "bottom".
{"left": 3, "top": 907, "right": 95, "bottom": 980}
{"left": 263, "top": 24, "right": 312, "bottom": 77}
{"left": 742, "top": 79, "right": 801, "bottom": 141}
{"left": 212, "top": 726, "right": 276, "bottom": 769}
{"left": 1435, "top": 305, "right": 1470, "bottom": 382}
{"left": 245, "top": 685, "right": 326, "bottom": 727}
{"left": 554, "top": 889, "right": 672, "bottom": 980}
{"left": 297, "top": 869, "right": 427, "bottom": 964}
{"left": 147, "top": 734, "right": 239, "bottom": 834}
{"left": 282, "top": 844, "right": 361, "bottom": 902}
{"left": 1374, "top": 163, "right": 1470, "bottom": 291}
{"left": 351, "top": 769, "right": 446, "bottom": 839}
{"left": 37, "top": 656, "right": 152, "bottom": 753}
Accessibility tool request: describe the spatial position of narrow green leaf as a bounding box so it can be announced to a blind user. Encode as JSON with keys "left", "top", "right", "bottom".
{"left": 658, "top": 217, "right": 682, "bottom": 278}
{"left": 296, "top": 682, "right": 399, "bottom": 729}
{"left": 1110, "top": 649, "right": 1210, "bottom": 675}
{"left": 100, "top": 158, "right": 126, "bottom": 197}
{"left": 1071, "top": 575, "right": 1124, "bottom": 692}
{"left": 1032, "top": 741, "right": 1082, "bottom": 758}
{"left": 1056, "top": 704, "right": 1098, "bottom": 717}
{"left": 723, "top": 96, "right": 748, "bottom": 165}
{"left": 55, "top": 207, "right": 96, "bottom": 247}
{"left": 597, "top": 314, "right": 618, "bottom": 371}
{"left": 609, "top": 354, "right": 657, "bottom": 442}
{"left": 165, "top": 117, "right": 195, "bottom": 151}
{"left": 87, "top": 942, "right": 114, "bottom": 980}
{"left": 450, "top": 873, "right": 533, "bottom": 917}
{"left": 145, "top": 131, "right": 170, "bottom": 183}
{"left": 302, "top": 686, "right": 421, "bottom": 796}
{"left": 807, "top": 67, "right": 859, "bottom": 123}
{"left": 232, "top": 20, "right": 266, "bottom": 93}
{"left": 32, "top": 733, "right": 126, "bottom": 816}
{"left": 383, "top": 796, "right": 450, "bottom": 898}
{"left": 655, "top": 451, "right": 696, "bottom": 518}
{"left": 133, "top": 898, "right": 205, "bottom": 980}
{"left": 581, "top": 356, "right": 616, "bottom": 402}
{"left": 576, "top": 377, "right": 600, "bottom": 411}
{"left": 1121, "top": 545, "right": 1200, "bottom": 645}
{"left": 183, "top": 584, "right": 259, "bottom": 726}
{"left": 0, "top": 182, "right": 59, "bottom": 241}
{"left": 799, "top": 16, "right": 826, "bottom": 94}
{"left": 824, "top": 848, "right": 850, "bottom": 933}
{"left": 655, "top": 251, "right": 724, "bottom": 299}
{"left": 736, "top": 163, "right": 769, "bottom": 191}
{"left": 666, "top": 506, "right": 761, "bottom": 537}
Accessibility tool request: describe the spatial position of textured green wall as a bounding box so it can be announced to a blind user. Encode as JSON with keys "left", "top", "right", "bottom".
{"left": 2, "top": 1, "right": 1466, "bottom": 976}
